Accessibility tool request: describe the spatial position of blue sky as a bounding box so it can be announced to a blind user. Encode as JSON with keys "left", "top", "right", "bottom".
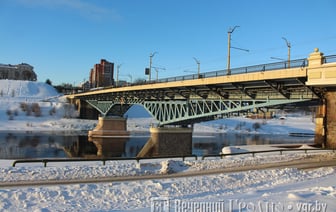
{"left": 1, "top": 0, "right": 336, "bottom": 85}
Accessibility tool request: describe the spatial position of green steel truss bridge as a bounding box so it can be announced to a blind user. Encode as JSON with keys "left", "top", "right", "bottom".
{"left": 67, "top": 51, "right": 336, "bottom": 127}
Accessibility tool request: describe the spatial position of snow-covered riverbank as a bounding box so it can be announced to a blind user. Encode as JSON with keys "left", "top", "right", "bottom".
{"left": 0, "top": 149, "right": 335, "bottom": 211}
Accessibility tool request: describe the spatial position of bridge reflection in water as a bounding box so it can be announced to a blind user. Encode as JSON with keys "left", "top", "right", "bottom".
{"left": 0, "top": 132, "right": 314, "bottom": 159}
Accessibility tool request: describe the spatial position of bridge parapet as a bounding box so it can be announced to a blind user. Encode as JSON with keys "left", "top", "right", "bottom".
{"left": 307, "top": 48, "right": 336, "bottom": 86}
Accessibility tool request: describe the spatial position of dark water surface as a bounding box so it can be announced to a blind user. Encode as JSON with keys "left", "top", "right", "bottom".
{"left": 0, "top": 131, "right": 314, "bottom": 159}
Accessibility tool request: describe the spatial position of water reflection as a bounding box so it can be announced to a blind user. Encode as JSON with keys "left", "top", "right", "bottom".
{"left": 0, "top": 132, "right": 69, "bottom": 159}
{"left": 63, "top": 136, "right": 97, "bottom": 158}
{"left": 89, "top": 137, "right": 128, "bottom": 157}
{"left": 0, "top": 132, "right": 313, "bottom": 159}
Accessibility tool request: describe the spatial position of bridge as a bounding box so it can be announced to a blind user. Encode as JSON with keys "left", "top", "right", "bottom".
{"left": 67, "top": 48, "right": 336, "bottom": 150}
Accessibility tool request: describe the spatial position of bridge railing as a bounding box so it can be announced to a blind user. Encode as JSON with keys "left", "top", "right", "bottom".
{"left": 157, "top": 58, "right": 308, "bottom": 84}
{"left": 82, "top": 54, "right": 335, "bottom": 91}
{"left": 324, "top": 55, "right": 336, "bottom": 63}
{"left": 126, "top": 55, "right": 335, "bottom": 86}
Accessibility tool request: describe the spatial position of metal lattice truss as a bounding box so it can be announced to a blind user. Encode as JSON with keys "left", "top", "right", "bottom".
{"left": 86, "top": 100, "right": 115, "bottom": 116}
{"left": 143, "top": 98, "right": 311, "bottom": 126}
{"left": 86, "top": 99, "right": 142, "bottom": 117}
{"left": 86, "top": 97, "right": 313, "bottom": 126}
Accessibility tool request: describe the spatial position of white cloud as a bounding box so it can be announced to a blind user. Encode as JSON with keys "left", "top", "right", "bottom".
{"left": 15, "top": 0, "right": 122, "bottom": 21}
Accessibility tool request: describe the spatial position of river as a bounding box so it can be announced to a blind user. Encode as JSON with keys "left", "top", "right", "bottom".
{"left": 0, "top": 131, "right": 314, "bottom": 159}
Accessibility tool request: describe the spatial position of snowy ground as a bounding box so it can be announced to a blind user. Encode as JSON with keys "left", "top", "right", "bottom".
{"left": 0, "top": 150, "right": 335, "bottom": 211}
{"left": 0, "top": 80, "right": 334, "bottom": 211}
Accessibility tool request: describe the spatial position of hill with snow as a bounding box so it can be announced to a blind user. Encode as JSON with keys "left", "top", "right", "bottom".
{"left": 0, "top": 79, "right": 59, "bottom": 100}
{"left": 0, "top": 80, "right": 92, "bottom": 131}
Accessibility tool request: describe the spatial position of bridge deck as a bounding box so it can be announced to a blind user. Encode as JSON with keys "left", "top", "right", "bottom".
{"left": 66, "top": 51, "right": 336, "bottom": 126}
{"left": 68, "top": 66, "right": 312, "bottom": 101}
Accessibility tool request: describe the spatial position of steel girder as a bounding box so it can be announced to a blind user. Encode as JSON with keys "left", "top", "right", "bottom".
{"left": 143, "top": 98, "right": 312, "bottom": 126}
{"left": 86, "top": 99, "right": 143, "bottom": 117}
{"left": 86, "top": 97, "right": 315, "bottom": 126}
{"left": 86, "top": 100, "right": 115, "bottom": 116}
{"left": 83, "top": 85, "right": 318, "bottom": 126}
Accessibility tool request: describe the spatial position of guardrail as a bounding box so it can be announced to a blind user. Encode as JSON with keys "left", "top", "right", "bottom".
{"left": 156, "top": 58, "right": 308, "bottom": 83}
{"left": 78, "top": 54, "right": 336, "bottom": 93}
{"left": 152, "top": 54, "right": 336, "bottom": 84}
{"left": 12, "top": 148, "right": 335, "bottom": 167}
{"left": 12, "top": 154, "right": 198, "bottom": 167}
{"left": 202, "top": 148, "right": 335, "bottom": 160}
{"left": 324, "top": 55, "right": 336, "bottom": 63}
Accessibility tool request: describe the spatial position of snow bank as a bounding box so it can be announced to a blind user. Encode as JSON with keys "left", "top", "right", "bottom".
{"left": 159, "top": 160, "right": 189, "bottom": 174}
{"left": 0, "top": 151, "right": 335, "bottom": 211}
{"left": 221, "top": 146, "right": 248, "bottom": 154}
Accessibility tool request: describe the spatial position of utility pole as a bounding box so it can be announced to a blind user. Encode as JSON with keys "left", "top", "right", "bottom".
{"left": 149, "top": 52, "right": 158, "bottom": 81}
{"left": 282, "top": 37, "right": 291, "bottom": 68}
{"left": 116, "top": 64, "right": 122, "bottom": 87}
{"left": 127, "top": 74, "right": 132, "bottom": 84}
{"left": 227, "top": 26, "right": 239, "bottom": 75}
{"left": 193, "top": 57, "right": 200, "bottom": 78}
{"left": 153, "top": 66, "right": 165, "bottom": 81}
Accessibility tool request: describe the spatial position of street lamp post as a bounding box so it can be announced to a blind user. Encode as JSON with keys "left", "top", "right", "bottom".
{"left": 119, "top": 74, "right": 133, "bottom": 86}
{"left": 227, "top": 26, "right": 239, "bottom": 75}
{"left": 227, "top": 26, "right": 249, "bottom": 75}
{"left": 153, "top": 67, "right": 165, "bottom": 81}
{"left": 193, "top": 57, "right": 200, "bottom": 78}
{"left": 149, "top": 52, "right": 158, "bottom": 81}
{"left": 127, "top": 74, "right": 132, "bottom": 84}
{"left": 282, "top": 37, "right": 291, "bottom": 68}
{"left": 116, "top": 64, "right": 122, "bottom": 87}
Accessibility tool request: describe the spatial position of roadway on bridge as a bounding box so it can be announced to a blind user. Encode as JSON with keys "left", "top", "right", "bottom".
{"left": 1, "top": 153, "right": 335, "bottom": 188}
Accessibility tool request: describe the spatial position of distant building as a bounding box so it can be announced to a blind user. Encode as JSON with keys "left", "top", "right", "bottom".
{"left": 80, "top": 80, "right": 91, "bottom": 91}
{"left": 0, "top": 63, "right": 37, "bottom": 81}
{"left": 89, "top": 59, "right": 114, "bottom": 88}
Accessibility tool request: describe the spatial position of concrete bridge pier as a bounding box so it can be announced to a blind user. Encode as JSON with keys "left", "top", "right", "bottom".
{"left": 306, "top": 48, "right": 336, "bottom": 149}
{"left": 314, "top": 104, "right": 325, "bottom": 147}
{"left": 137, "top": 127, "right": 193, "bottom": 157}
{"left": 88, "top": 116, "right": 129, "bottom": 137}
{"left": 315, "top": 91, "right": 336, "bottom": 149}
{"left": 325, "top": 91, "right": 336, "bottom": 149}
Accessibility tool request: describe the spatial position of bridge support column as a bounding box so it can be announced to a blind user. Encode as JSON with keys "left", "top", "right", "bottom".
{"left": 137, "top": 127, "right": 193, "bottom": 157}
{"left": 73, "top": 99, "right": 99, "bottom": 119}
{"left": 315, "top": 91, "right": 336, "bottom": 149}
{"left": 314, "top": 104, "right": 325, "bottom": 147}
{"left": 88, "top": 116, "right": 129, "bottom": 137}
{"left": 325, "top": 91, "right": 336, "bottom": 149}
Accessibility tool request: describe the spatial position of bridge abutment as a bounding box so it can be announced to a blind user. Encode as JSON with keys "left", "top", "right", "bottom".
{"left": 314, "top": 104, "right": 325, "bottom": 147}
{"left": 74, "top": 99, "right": 99, "bottom": 119}
{"left": 315, "top": 91, "right": 336, "bottom": 149}
{"left": 325, "top": 91, "right": 336, "bottom": 148}
{"left": 306, "top": 48, "right": 336, "bottom": 148}
{"left": 137, "top": 127, "right": 193, "bottom": 157}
